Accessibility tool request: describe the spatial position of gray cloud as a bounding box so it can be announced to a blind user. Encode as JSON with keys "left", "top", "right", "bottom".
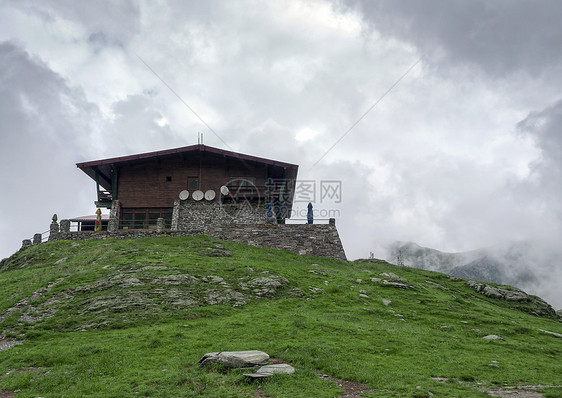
{"left": 516, "top": 99, "right": 562, "bottom": 234}
{"left": 0, "top": 41, "right": 101, "bottom": 255}
{"left": 350, "top": 0, "right": 562, "bottom": 77}
{"left": 9, "top": 0, "right": 141, "bottom": 47}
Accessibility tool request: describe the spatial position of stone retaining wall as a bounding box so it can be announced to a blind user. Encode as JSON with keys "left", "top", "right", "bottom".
{"left": 46, "top": 221, "right": 346, "bottom": 260}
{"left": 26, "top": 200, "right": 346, "bottom": 260}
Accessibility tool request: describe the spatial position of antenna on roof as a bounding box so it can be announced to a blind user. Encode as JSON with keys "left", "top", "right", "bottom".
{"left": 201, "top": 132, "right": 204, "bottom": 145}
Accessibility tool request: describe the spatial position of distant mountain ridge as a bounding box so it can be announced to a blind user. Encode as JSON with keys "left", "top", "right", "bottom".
{"left": 387, "top": 241, "right": 542, "bottom": 294}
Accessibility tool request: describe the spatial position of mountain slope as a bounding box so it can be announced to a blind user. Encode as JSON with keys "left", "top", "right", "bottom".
{"left": 448, "top": 256, "right": 509, "bottom": 282}
{"left": 387, "top": 241, "right": 558, "bottom": 305}
{"left": 387, "top": 241, "right": 484, "bottom": 272}
{"left": 1, "top": 236, "right": 561, "bottom": 397}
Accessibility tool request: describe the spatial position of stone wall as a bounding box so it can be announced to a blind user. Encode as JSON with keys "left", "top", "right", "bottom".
{"left": 35, "top": 200, "right": 346, "bottom": 260}
{"left": 206, "top": 222, "right": 346, "bottom": 260}
{"left": 174, "top": 200, "right": 268, "bottom": 232}
{"left": 46, "top": 220, "right": 346, "bottom": 260}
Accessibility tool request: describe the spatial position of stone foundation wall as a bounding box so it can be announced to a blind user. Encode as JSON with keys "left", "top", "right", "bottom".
{"left": 47, "top": 221, "right": 346, "bottom": 260}
{"left": 174, "top": 200, "right": 268, "bottom": 233}
{"left": 206, "top": 223, "right": 346, "bottom": 260}
{"left": 35, "top": 201, "right": 346, "bottom": 260}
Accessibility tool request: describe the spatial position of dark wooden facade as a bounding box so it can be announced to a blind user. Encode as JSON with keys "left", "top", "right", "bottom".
{"left": 76, "top": 145, "right": 299, "bottom": 227}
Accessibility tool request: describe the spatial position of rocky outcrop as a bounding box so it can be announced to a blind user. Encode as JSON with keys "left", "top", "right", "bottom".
{"left": 467, "top": 280, "right": 556, "bottom": 318}
{"left": 370, "top": 272, "right": 413, "bottom": 289}
{"left": 0, "top": 265, "right": 293, "bottom": 330}
{"left": 467, "top": 281, "right": 529, "bottom": 302}
{"left": 240, "top": 276, "right": 290, "bottom": 297}
{"left": 0, "top": 336, "right": 23, "bottom": 351}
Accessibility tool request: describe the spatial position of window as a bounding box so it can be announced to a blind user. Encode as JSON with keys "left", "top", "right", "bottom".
{"left": 227, "top": 177, "right": 256, "bottom": 188}
{"left": 120, "top": 208, "right": 173, "bottom": 230}
{"left": 188, "top": 177, "right": 198, "bottom": 190}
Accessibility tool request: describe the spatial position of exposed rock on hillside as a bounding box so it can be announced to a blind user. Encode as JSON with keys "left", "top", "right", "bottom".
{"left": 0, "top": 266, "right": 292, "bottom": 330}
{"left": 467, "top": 281, "right": 529, "bottom": 301}
{"left": 467, "top": 280, "right": 556, "bottom": 318}
{"left": 371, "top": 272, "right": 412, "bottom": 289}
{"left": 239, "top": 276, "right": 290, "bottom": 297}
{"left": 0, "top": 336, "right": 22, "bottom": 351}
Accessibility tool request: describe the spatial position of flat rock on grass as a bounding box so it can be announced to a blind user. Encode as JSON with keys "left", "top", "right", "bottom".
{"left": 204, "top": 248, "right": 232, "bottom": 257}
{"left": 483, "top": 335, "right": 503, "bottom": 340}
{"left": 382, "top": 280, "right": 411, "bottom": 289}
{"left": 244, "top": 364, "right": 295, "bottom": 378}
{"left": 380, "top": 272, "right": 401, "bottom": 279}
{"left": 198, "top": 350, "right": 269, "bottom": 368}
{"left": 538, "top": 329, "right": 562, "bottom": 338}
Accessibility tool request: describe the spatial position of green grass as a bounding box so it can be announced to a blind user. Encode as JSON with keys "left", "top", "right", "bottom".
{"left": 0, "top": 235, "right": 561, "bottom": 397}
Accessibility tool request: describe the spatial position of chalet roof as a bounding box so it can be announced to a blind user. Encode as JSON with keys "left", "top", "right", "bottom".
{"left": 76, "top": 144, "right": 298, "bottom": 170}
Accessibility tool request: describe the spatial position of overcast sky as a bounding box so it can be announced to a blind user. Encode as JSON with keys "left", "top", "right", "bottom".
{"left": 1, "top": 1, "right": 561, "bottom": 304}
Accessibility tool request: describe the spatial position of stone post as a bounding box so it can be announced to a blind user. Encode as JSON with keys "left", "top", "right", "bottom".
{"left": 60, "top": 219, "right": 70, "bottom": 233}
{"left": 33, "top": 233, "right": 42, "bottom": 245}
{"left": 21, "top": 239, "right": 32, "bottom": 249}
{"left": 50, "top": 222, "right": 59, "bottom": 233}
{"left": 49, "top": 222, "right": 59, "bottom": 241}
{"left": 108, "top": 218, "right": 119, "bottom": 233}
{"left": 156, "top": 217, "right": 165, "bottom": 233}
{"left": 110, "top": 200, "right": 120, "bottom": 219}
{"left": 171, "top": 199, "right": 180, "bottom": 231}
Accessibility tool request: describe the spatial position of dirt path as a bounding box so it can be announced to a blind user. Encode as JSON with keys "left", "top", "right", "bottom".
{"left": 320, "top": 374, "right": 373, "bottom": 397}
{"left": 484, "top": 385, "right": 562, "bottom": 398}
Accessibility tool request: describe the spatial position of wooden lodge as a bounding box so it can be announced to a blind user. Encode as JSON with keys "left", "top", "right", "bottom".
{"left": 76, "top": 145, "right": 299, "bottom": 230}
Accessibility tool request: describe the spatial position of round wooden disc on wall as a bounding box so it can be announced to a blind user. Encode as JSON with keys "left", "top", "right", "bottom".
{"left": 204, "top": 190, "right": 216, "bottom": 201}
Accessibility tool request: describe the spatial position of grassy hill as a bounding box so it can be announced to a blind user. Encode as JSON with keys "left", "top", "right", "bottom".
{"left": 0, "top": 235, "right": 561, "bottom": 397}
